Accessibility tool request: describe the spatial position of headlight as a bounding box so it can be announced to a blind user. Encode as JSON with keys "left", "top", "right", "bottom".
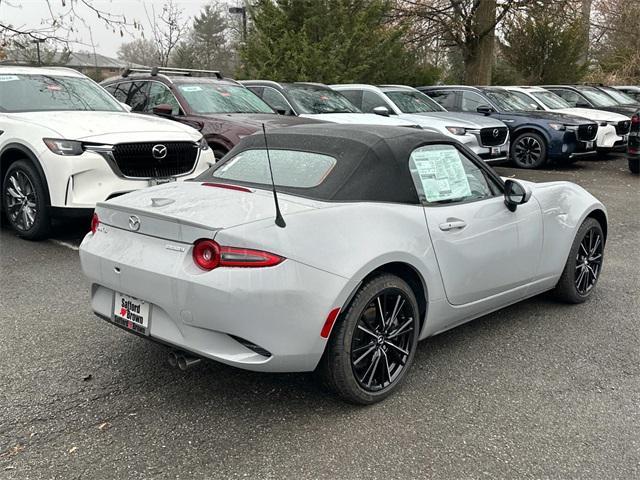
{"left": 548, "top": 123, "right": 567, "bottom": 131}
{"left": 43, "top": 138, "right": 84, "bottom": 156}
{"left": 445, "top": 126, "right": 466, "bottom": 135}
{"left": 198, "top": 136, "right": 210, "bottom": 150}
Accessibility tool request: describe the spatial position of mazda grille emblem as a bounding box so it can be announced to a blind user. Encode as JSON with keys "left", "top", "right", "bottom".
{"left": 128, "top": 215, "right": 141, "bottom": 232}
{"left": 152, "top": 144, "right": 168, "bottom": 160}
{"left": 492, "top": 128, "right": 500, "bottom": 138}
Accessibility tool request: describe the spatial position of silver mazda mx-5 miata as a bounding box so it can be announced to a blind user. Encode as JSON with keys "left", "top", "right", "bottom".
{"left": 80, "top": 124, "right": 607, "bottom": 404}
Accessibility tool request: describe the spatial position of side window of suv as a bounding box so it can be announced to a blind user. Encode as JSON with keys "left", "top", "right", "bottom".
{"left": 510, "top": 91, "right": 540, "bottom": 110}
{"left": 427, "top": 90, "right": 457, "bottom": 110}
{"left": 146, "top": 82, "right": 181, "bottom": 115}
{"left": 262, "top": 87, "right": 293, "bottom": 114}
{"left": 127, "top": 81, "right": 150, "bottom": 111}
{"left": 461, "top": 91, "right": 488, "bottom": 112}
{"left": 551, "top": 89, "right": 580, "bottom": 107}
{"left": 338, "top": 90, "right": 363, "bottom": 109}
{"left": 361, "top": 91, "right": 394, "bottom": 113}
{"left": 104, "top": 82, "right": 131, "bottom": 103}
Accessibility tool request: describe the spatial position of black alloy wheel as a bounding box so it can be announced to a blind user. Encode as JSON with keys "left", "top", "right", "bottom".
{"left": 511, "top": 132, "right": 547, "bottom": 169}
{"left": 351, "top": 290, "right": 416, "bottom": 392}
{"left": 553, "top": 217, "right": 604, "bottom": 303}
{"left": 574, "top": 226, "right": 603, "bottom": 295}
{"left": 318, "top": 274, "right": 420, "bottom": 404}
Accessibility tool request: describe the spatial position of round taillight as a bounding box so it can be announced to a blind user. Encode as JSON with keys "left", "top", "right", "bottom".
{"left": 193, "top": 239, "right": 220, "bottom": 270}
{"left": 90, "top": 213, "right": 100, "bottom": 234}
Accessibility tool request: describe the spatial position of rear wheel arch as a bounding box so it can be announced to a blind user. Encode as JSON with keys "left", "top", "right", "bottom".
{"left": 1, "top": 143, "right": 51, "bottom": 205}
{"left": 337, "top": 262, "right": 428, "bottom": 337}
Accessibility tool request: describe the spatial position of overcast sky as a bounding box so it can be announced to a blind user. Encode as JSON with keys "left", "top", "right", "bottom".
{"left": 1, "top": 0, "right": 238, "bottom": 57}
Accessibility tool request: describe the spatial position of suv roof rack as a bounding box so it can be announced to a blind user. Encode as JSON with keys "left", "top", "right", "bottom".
{"left": 121, "top": 67, "right": 224, "bottom": 79}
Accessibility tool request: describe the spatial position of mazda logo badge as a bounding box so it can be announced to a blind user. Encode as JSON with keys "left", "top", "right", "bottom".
{"left": 492, "top": 128, "right": 499, "bottom": 138}
{"left": 152, "top": 144, "right": 168, "bottom": 160}
{"left": 128, "top": 215, "right": 141, "bottom": 231}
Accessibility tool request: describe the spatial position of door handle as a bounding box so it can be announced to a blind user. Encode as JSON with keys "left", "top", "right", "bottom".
{"left": 439, "top": 220, "right": 467, "bottom": 231}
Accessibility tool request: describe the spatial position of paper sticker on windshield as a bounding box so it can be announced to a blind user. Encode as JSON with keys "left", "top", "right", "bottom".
{"left": 181, "top": 86, "right": 202, "bottom": 92}
{"left": 0, "top": 75, "right": 19, "bottom": 82}
{"left": 410, "top": 147, "right": 471, "bottom": 202}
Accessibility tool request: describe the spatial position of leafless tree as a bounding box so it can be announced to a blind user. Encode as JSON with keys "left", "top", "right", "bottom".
{"left": 393, "top": 0, "right": 532, "bottom": 84}
{"left": 0, "top": 0, "right": 141, "bottom": 48}
{"left": 145, "top": 0, "right": 189, "bottom": 67}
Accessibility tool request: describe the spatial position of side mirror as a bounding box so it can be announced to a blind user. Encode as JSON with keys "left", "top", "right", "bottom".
{"left": 119, "top": 102, "right": 132, "bottom": 112}
{"left": 477, "top": 105, "right": 495, "bottom": 115}
{"left": 152, "top": 104, "right": 175, "bottom": 116}
{"left": 372, "top": 106, "right": 390, "bottom": 117}
{"left": 504, "top": 179, "right": 531, "bottom": 212}
{"left": 275, "top": 107, "right": 290, "bottom": 116}
{"left": 575, "top": 101, "right": 591, "bottom": 108}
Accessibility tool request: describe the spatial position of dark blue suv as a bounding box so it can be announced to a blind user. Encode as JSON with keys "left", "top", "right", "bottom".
{"left": 419, "top": 86, "right": 599, "bottom": 169}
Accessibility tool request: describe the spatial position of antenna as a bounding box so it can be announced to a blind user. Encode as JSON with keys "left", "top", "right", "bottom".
{"left": 262, "top": 124, "right": 286, "bottom": 228}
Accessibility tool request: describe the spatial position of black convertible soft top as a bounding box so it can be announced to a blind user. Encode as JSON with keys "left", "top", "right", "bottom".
{"left": 202, "top": 124, "right": 455, "bottom": 204}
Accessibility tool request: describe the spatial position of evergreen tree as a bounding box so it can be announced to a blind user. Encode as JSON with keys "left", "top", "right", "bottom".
{"left": 241, "top": 0, "right": 438, "bottom": 85}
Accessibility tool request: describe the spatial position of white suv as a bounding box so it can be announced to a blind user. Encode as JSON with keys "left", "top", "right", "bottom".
{"left": 331, "top": 84, "right": 510, "bottom": 162}
{"left": 0, "top": 66, "right": 214, "bottom": 239}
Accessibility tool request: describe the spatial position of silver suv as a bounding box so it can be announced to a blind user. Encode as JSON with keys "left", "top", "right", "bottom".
{"left": 331, "top": 84, "right": 510, "bottom": 163}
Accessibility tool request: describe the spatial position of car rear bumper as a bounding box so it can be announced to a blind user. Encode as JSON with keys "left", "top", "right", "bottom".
{"left": 79, "top": 226, "right": 348, "bottom": 372}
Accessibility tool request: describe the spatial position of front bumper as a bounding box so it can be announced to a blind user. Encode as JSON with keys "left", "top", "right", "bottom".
{"left": 42, "top": 148, "right": 215, "bottom": 209}
{"left": 79, "top": 225, "right": 348, "bottom": 372}
{"left": 458, "top": 132, "right": 509, "bottom": 163}
{"left": 596, "top": 124, "right": 628, "bottom": 150}
{"left": 548, "top": 130, "right": 597, "bottom": 160}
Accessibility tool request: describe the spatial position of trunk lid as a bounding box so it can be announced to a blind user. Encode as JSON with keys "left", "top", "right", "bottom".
{"left": 95, "top": 181, "right": 318, "bottom": 244}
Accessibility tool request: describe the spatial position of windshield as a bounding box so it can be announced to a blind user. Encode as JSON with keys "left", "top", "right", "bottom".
{"left": 578, "top": 87, "right": 618, "bottom": 107}
{"left": 483, "top": 89, "right": 531, "bottom": 112}
{"left": 531, "top": 91, "right": 571, "bottom": 109}
{"left": 286, "top": 86, "right": 361, "bottom": 114}
{"left": 384, "top": 90, "right": 444, "bottom": 113}
{"left": 0, "top": 73, "right": 123, "bottom": 113}
{"left": 599, "top": 87, "right": 638, "bottom": 105}
{"left": 177, "top": 83, "right": 274, "bottom": 114}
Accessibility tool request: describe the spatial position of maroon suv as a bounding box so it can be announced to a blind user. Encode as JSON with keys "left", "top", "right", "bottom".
{"left": 102, "top": 68, "right": 323, "bottom": 160}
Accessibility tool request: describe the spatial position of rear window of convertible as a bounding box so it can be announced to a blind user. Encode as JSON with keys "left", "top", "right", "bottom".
{"left": 212, "top": 149, "right": 337, "bottom": 188}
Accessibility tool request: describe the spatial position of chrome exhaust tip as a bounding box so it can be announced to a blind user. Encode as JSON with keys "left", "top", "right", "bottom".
{"left": 177, "top": 354, "right": 201, "bottom": 371}
{"left": 167, "top": 350, "right": 179, "bottom": 368}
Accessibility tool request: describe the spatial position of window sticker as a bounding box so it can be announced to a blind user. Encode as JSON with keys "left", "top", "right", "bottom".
{"left": 0, "top": 75, "right": 19, "bottom": 82}
{"left": 411, "top": 147, "right": 471, "bottom": 202}
{"left": 180, "top": 85, "right": 202, "bottom": 92}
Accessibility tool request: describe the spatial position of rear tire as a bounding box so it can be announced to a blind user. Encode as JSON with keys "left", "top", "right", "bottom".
{"left": 629, "top": 158, "right": 640, "bottom": 174}
{"left": 510, "top": 132, "right": 548, "bottom": 169}
{"left": 318, "top": 274, "right": 420, "bottom": 404}
{"left": 552, "top": 218, "right": 604, "bottom": 304}
{"left": 2, "top": 160, "right": 51, "bottom": 240}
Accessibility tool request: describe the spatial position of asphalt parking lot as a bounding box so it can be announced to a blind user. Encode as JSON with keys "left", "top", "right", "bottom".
{"left": 1, "top": 154, "right": 638, "bottom": 479}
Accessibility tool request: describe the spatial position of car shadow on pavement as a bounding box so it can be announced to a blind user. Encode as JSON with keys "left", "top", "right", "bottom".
{"left": 93, "top": 289, "right": 579, "bottom": 417}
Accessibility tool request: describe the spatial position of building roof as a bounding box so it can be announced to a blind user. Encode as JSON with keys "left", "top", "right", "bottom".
{"left": 2, "top": 49, "right": 146, "bottom": 69}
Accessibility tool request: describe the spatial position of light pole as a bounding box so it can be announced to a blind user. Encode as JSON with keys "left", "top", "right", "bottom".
{"left": 228, "top": 6, "right": 247, "bottom": 42}
{"left": 31, "top": 38, "right": 46, "bottom": 66}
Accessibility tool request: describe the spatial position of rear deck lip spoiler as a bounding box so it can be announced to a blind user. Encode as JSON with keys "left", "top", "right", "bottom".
{"left": 201, "top": 182, "right": 253, "bottom": 193}
{"left": 94, "top": 202, "right": 218, "bottom": 231}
